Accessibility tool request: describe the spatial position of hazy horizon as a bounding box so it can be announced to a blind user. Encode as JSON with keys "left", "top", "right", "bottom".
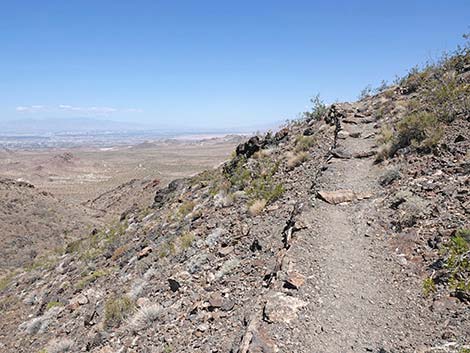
{"left": 1, "top": 1, "right": 469, "bottom": 129}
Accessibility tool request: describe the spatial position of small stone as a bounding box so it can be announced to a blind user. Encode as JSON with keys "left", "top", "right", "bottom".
{"left": 137, "top": 246, "right": 152, "bottom": 259}
{"left": 264, "top": 292, "right": 307, "bottom": 323}
{"left": 208, "top": 293, "right": 223, "bottom": 308}
{"left": 218, "top": 246, "right": 234, "bottom": 256}
{"left": 284, "top": 271, "right": 305, "bottom": 290}
{"left": 136, "top": 297, "right": 150, "bottom": 308}
{"left": 197, "top": 323, "right": 209, "bottom": 332}
{"left": 221, "top": 299, "right": 235, "bottom": 312}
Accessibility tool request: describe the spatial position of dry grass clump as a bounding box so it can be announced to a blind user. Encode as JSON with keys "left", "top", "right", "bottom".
{"left": 128, "top": 303, "right": 162, "bottom": 331}
{"left": 44, "top": 338, "right": 74, "bottom": 353}
{"left": 111, "top": 243, "right": 130, "bottom": 261}
{"left": 104, "top": 295, "right": 135, "bottom": 328}
{"left": 286, "top": 151, "right": 310, "bottom": 170}
{"left": 294, "top": 135, "right": 315, "bottom": 153}
{"left": 177, "top": 200, "right": 195, "bottom": 219}
{"left": 396, "top": 112, "right": 443, "bottom": 151}
{"left": 180, "top": 232, "right": 195, "bottom": 249}
{"left": 248, "top": 199, "right": 267, "bottom": 216}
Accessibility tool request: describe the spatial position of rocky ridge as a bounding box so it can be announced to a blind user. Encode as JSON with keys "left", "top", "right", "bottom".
{"left": 1, "top": 53, "right": 469, "bottom": 352}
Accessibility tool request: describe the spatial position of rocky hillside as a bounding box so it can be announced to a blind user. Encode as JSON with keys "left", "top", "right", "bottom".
{"left": 0, "top": 178, "right": 102, "bottom": 271}
{"left": 0, "top": 45, "right": 469, "bottom": 352}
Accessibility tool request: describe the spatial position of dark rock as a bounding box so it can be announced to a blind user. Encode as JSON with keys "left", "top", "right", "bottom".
{"left": 330, "top": 148, "right": 351, "bottom": 159}
{"left": 454, "top": 134, "right": 466, "bottom": 143}
{"left": 379, "top": 169, "right": 401, "bottom": 186}
{"left": 153, "top": 179, "right": 186, "bottom": 208}
{"left": 168, "top": 278, "right": 181, "bottom": 292}
{"left": 235, "top": 136, "right": 261, "bottom": 159}
{"left": 303, "top": 127, "right": 314, "bottom": 136}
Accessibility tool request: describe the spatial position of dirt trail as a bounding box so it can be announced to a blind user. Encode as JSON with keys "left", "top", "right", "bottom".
{"left": 277, "top": 116, "right": 437, "bottom": 352}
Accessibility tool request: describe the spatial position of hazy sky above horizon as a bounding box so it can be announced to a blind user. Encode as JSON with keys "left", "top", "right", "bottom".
{"left": 1, "top": 0, "right": 469, "bottom": 129}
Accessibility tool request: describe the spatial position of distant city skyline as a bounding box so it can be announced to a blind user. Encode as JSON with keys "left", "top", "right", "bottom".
{"left": 1, "top": 0, "right": 469, "bottom": 128}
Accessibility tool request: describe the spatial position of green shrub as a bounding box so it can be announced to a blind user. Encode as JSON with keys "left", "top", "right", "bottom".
{"left": 443, "top": 229, "right": 470, "bottom": 297}
{"left": 421, "top": 72, "right": 470, "bottom": 122}
{"left": 225, "top": 155, "right": 284, "bottom": 205}
{"left": 396, "top": 112, "right": 442, "bottom": 151}
{"left": 423, "top": 277, "right": 436, "bottom": 297}
{"left": 104, "top": 295, "right": 135, "bottom": 328}
{"left": 303, "top": 94, "right": 327, "bottom": 121}
{"left": 46, "top": 301, "right": 64, "bottom": 310}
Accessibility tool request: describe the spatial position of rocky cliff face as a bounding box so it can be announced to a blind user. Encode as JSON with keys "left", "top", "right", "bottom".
{"left": 0, "top": 49, "right": 469, "bottom": 353}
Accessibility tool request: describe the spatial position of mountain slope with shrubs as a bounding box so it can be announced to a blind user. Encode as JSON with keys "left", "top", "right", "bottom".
{"left": 0, "top": 38, "right": 469, "bottom": 352}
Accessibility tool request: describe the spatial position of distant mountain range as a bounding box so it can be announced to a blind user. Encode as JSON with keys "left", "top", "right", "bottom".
{"left": 0, "top": 117, "right": 283, "bottom": 136}
{"left": 0, "top": 117, "right": 146, "bottom": 135}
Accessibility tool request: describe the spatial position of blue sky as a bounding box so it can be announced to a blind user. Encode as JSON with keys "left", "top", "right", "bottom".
{"left": 0, "top": 0, "right": 469, "bottom": 129}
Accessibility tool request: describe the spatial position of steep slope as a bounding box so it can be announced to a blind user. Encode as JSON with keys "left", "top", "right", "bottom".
{"left": 0, "top": 178, "right": 102, "bottom": 271}
{"left": 1, "top": 48, "right": 469, "bottom": 352}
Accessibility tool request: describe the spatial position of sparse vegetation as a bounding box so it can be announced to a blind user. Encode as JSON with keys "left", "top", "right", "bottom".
{"left": 376, "top": 34, "right": 470, "bottom": 161}
{"left": 442, "top": 229, "right": 470, "bottom": 298}
{"left": 286, "top": 151, "right": 310, "bottom": 170}
{"left": 159, "top": 240, "right": 176, "bottom": 258}
{"left": 224, "top": 154, "right": 284, "bottom": 206}
{"left": 128, "top": 303, "right": 161, "bottom": 330}
{"left": 76, "top": 269, "right": 109, "bottom": 290}
{"left": 358, "top": 84, "right": 373, "bottom": 99}
{"left": 180, "top": 232, "right": 195, "bottom": 249}
{"left": 423, "top": 276, "right": 436, "bottom": 297}
{"left": 294, "top": 135, "right": 315, "bottom": 153}
{"left": 104, "top": 295, "right": 135, "bottom": 328}
{"left": 302, "top": 94, "right": 328, "bottom": 121}
{"left": 396, "top": 112, "right": 443, "bottom": 151}
{"left": 177, "top": 200, "right": 195, "bottom": 219}
{"left": 44, "top": 338, "right": 74, "bottom": 353}
{"left": 248, "top": 199, "right": 267, "bottom": 216}
{"left": 46, "top": 301, "right": 64, "bottom": 310}
{"left": 111, "top": 244, "right": 130, "bottom": 261}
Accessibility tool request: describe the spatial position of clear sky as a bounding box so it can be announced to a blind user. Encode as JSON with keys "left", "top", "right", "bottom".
{"left": 1, "top": 0, "right": 469, "bottom": 129}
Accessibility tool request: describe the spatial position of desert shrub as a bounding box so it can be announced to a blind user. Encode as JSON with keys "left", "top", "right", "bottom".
{"left": 286, "top": 152, "right": 310, "bottom": 170}
{"left": 302, "top": 94, "right": 327, "bottom": 121}
{"left": 442, "top": 229, "right": 470, "bottom": 298}
{"left": 76, "top": 269, "right": 109, "bottom": 290}
{"left": 44, "top": 338, "right": 74, "bottom": 353}
{"left": 180, "top": 232, "right": 195, "bottom": 249}
{"left": 423, "top": 277, "right": 436, "bottom": 297}
{"left": 358, "top": 84, "right": 373, "bottom": 99}
{"left": 159, "top": 241, "right": 176, "bottom": 258}
{"left": 375, "top": 80, "right": 389, "bottom": 93}
{"left": 0, "top": 295, "right": 18, "bottom": 312}
{"left": 65, "top": 221, "right": 128, "bottom": 261}
{"left": 111, "top": 244, "right": 130, "bottom": 261}
{"left": 225, "top": 155, "right": 284, "bottom": 205}
{"left": 377, "top": 125, "right": 394, "bottom": 145}
{"left": 420, "top": 72, "right": 470, "bottom": 122}
{"left": 128, "top": 303, "right": 161, "bottom": 331}
{"left": 46, "top": 301, "right": 64, "bottom": 310}
{"left": 104, "top": 295, "right": 135, "bottom": 328}
{"left": 248, "top": 199, "right": 267, "bottom": 216}
{"left": 0, "top": 272, "right": 14, "bottom": 291}
{"left": 177, "top": 200, "right": 195, "bottom": 219}
{"left": 226, "top": 157, "right": 251, "bottom": 191}
{"left": 294, "top": 135, "right": 315, "bottom": 153}
{"left": 395, "top": 112, "right": 442, "bottom": 151}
